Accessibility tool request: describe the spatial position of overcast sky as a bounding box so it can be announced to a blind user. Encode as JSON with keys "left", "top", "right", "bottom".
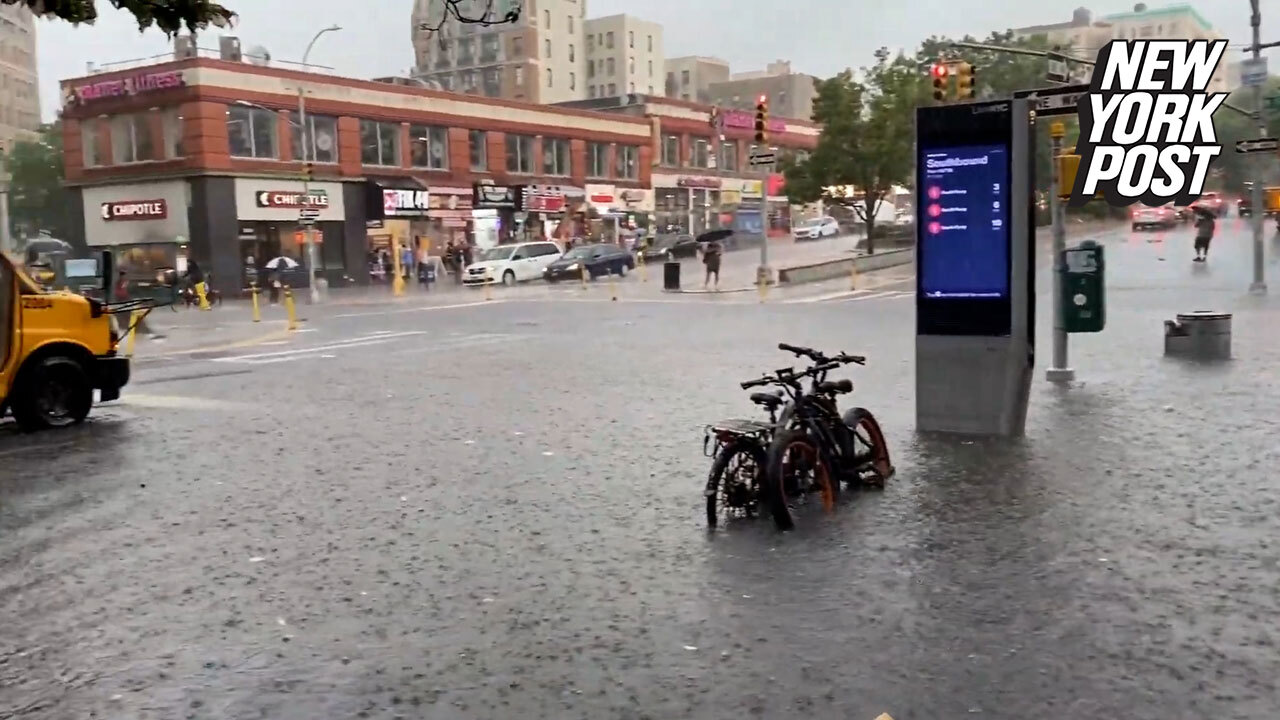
{"left": 37, "top": 0, "right": 1279, "bottom": 120}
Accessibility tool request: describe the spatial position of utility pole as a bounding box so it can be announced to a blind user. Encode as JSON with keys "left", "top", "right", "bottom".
{"left": 0, "top": 185, "right": 11, "bottom": 256}
{"left": 1248, "top": 0, "right": 1268, "bottom": 295}
{"left": 299, "top": 25, "right": 341, "bottom": 304}
{"left": 1046, "top": 122, "right": 1075, "bottom": 384}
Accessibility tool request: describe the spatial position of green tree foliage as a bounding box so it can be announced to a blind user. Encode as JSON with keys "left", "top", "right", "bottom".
{"left": 1, "top": 124, "right": 70, "bottom": 241}
{"left": 0, "top": 0, "right": 235, "bottom": 36}
{"left": 1212, "top": 78, "right": 1280, "bottom": 194}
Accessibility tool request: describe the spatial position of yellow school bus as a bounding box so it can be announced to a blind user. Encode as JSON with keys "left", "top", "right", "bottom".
{"left": 1, "top": 251, "right": 151, "bottom": 431}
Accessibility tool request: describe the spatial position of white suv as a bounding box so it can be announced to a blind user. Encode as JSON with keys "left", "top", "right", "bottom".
{"left": 463, "top": 241, "right": 563, "bottom": 286}
{"left": 793, "top": 216, "right": 840, "bottom": 240}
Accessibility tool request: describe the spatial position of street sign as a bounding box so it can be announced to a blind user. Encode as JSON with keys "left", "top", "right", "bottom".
{"left": 1266, "top": 96, "right": 1280, "bottom": 111}
{"left": 749, "top": 152, "right": 776, "bottom": 166}
{"left": 1235, "top": 137, "right": 1279, "bottom": 153}
{"left": 1241, "top": 57, "right": 1269, "bottom": 87}
{"left": 298, "top": 207, "right": 321, "bottom": 220}
{"left": 1014, "top": 83, "right": 1089, "bottom": 117}
{"left": 1046, "top": 58, "right": 1069, "bottom": 84}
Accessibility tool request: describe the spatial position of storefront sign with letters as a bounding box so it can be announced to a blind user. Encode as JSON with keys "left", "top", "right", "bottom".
{"left": 100, "top": 199, "right": 168, "bottom": 221}
{"left": 68, "top": 71, "right": 185, "bottom": 104}
{"left": 256, "top": 190, "right": 329, "bottom": 209}
{"left": 383, "top": 189, "right": 430, "bottom": 215}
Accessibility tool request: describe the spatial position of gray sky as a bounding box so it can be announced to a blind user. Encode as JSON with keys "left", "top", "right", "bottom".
{"left": 38, "top": 0, "right": 1278, "bottom": 120}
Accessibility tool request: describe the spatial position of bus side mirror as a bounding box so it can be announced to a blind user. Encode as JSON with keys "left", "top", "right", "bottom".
{"left": 100, "top": 250, "right": 114, "bottom": 298}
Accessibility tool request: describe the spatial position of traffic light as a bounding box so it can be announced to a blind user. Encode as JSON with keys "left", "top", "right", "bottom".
{"left": 303, "top": 162, "right": 314, "bottom": 182}
{"left": 930, "top": 63, "right": 950, "bottom": 103}
{"left": 955, "top": 62, "right": 976, "bottom": 100}
{"left": 754, "top": 94, "right": 769, "bottom": 144}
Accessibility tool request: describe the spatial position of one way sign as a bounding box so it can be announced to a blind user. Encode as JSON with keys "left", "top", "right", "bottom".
{"left": 1235, "top": 138, "right": 1279, "bottom": 154}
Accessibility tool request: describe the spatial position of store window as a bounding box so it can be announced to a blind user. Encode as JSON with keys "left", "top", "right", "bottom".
{"left": 543, "top": 138, "right": 570, "bottom": 176}
{"left": 115, "top": 244, "right": 173, "bottom": 276}
{"left": 615, "top": 145, "right": 638, "bottom": 179}
{"left": 720, "top": 141, "right": 738, "bottom": 172}
{"left": 661, "top": 134, "right": 679, "bottom": 166}
{"left": 110, "top": 113, "right": 156, "bottom": 164}
{"left": 469, "top": 129, "right": 487, "bottom": 170}
{"left": 587, "top": 142, "right": 608, "bottom": 178}
{"left": 162, "top": 109, "right": 184, "bottom": 159}
{"left": 80, "top": 118, "right": 103, "bottom": 167}
{"left": 410, "top": 124, "right": 449, "bottom": 169}
{"left": 288, "top": 113, "right": 337, "bottom": 163}
{"left": 360, "top": 120, "right": 401, "bottom": 167}
{"left": 506, "top": 134, "right": 534, "bottom": 173}
{"left": 227, "top": 105, "right": 277, "bottom": 159}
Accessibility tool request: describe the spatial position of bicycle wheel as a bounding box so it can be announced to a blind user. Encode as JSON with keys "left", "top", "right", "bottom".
{"left": 762, "top": 428, "right": 837, "bottom": 531}
{"left": 842, "top": 407, "right": 895, "bottom": 488}
{"left": 705, "top": 440, "right": 766, "bottom": 528}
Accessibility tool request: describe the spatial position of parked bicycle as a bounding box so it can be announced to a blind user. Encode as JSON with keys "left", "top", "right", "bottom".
{"left": 760, "top": 343, "right": 895, "bottom": 531}
{"left": 703, "top": 385, "right": 794, "bottom": 528}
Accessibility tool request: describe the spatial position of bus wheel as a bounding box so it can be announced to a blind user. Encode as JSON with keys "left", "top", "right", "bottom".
{"left": 12, "top": 356, "right": 93, "bottom": 432}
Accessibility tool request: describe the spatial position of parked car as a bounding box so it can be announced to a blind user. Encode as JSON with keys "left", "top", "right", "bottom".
{"left": 462, "top": 241, "right": 562, "bottom": 286}
{"left": 544, "top": 243, "right": 635, "bottom": 282}
{"left": 640, "top": 234, "right": 699, "bottom": 262}
{"left": 1190, "top": 191, "right": 1226, "bottom": 217}
{"left": 793, "top": 216, "right": 841, "bottom": 240}
{"left": 1131, "top": 204, "right": 1178, "bottom": 231}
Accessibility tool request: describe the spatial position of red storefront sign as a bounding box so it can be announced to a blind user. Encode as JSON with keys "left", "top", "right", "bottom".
{"left": 70, "top": 71, "right": 185, "bottom": 104}
{"left": 524, "top": 194, "right": 566, "bottom": 213}
{"left": 767, "top": 173, "right": 787, "bottom": 196}
{"left": 720, "top": 109, "right": 786, "bottom": 133}
{"left": 100, "top": 199, "right": 167, "bottom": 221}
{"left": 255, "top": 190, "right": 329, "bottom": 208}
{"left": 589, "top": 192, "right": 615, "bottom": 205}
{"left": 677, "top": 177, "right": 722, "bottom": 189}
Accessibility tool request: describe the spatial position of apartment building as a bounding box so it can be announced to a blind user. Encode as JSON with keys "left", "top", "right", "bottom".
{"left": 409, "top": 0, "right": 586, "bottom": 103}
{"left": 705, "top": 60, "right": 818, "bottom": 121}
{"left": 1012, "top": 3, "right": 1229, "bottom": 93}
{"left": 0, "top": 2, "right": 40, "bottom": 155}
{"left": 664, "top": 56, "right": 730, "bottom": 103}
{"left": 583, "top": 14, "right": 664, "bottom": 99}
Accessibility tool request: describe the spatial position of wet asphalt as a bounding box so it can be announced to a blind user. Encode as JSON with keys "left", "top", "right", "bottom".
{"left": 2, "top": 219, "right": 1280, "bottom": 719}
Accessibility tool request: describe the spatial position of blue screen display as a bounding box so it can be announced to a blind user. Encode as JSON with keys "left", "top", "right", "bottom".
{"left": 918, "top": 143, "right": 1010, "bottom": 298}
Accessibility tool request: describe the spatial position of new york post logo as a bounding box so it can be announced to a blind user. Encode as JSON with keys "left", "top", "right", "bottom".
{"left": 1070, "top": 39, "right": 1228, "bottom": 208}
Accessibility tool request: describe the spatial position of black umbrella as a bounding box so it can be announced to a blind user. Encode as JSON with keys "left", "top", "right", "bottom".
{"left": 24, "top": 237, "right": 72, "bottom": 260}
{"left": 696, "top": 228, "right": 734, "bottom": 243}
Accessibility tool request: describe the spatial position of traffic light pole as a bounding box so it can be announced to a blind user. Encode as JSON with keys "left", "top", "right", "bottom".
{"left": 1046, "top": 123, "right": 1075, "bottom": 383}
{"left": 1248, "top": 0, "right": 1268, "bottom": 295}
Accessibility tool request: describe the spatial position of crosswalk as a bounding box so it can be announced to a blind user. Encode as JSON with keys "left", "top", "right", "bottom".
{"left": 208, "top": 330, "right": 525, "bottom": 366}
{"left": 783, "top": 289, "right": 916, "bottom": 304}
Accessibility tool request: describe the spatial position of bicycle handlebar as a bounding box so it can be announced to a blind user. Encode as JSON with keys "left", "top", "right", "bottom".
{"left": 779, "top": 343, "right": 867, "bottom": 366}
{"left": 740, "top": 361, "right": 841, "bottom": 391}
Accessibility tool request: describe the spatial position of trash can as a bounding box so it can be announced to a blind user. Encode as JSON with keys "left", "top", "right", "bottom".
{"left": 1164, "top": 311, "right": 1231, "bottom": 359}
{"left": 663, "top": 261, "right": 681, "bottom": 291}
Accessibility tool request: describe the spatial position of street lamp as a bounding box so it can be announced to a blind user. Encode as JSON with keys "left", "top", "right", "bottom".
{"left": 298, "top": 25, "right": 341, "bottom": 303}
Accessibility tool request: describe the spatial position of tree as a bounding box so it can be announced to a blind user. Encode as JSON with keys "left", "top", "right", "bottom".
{"left": 783, "top": 49, "right": 923, "bottom": 253}
{"left": 1, "top": 124, "right": 70, "bottom": 241}
{"left": 0, "top": 0, "right": 236, "bottom": 36}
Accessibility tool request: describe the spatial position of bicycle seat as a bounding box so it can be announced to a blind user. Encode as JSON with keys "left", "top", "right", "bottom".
{"left": 750, "top": 392, "right": 784, "bottom": 408}
{"left": 818, "top": 379, "right": 853, "bottom": 394}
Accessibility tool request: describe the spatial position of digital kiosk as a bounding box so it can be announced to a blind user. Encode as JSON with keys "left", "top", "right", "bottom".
{"left": 915, "top": 98, "right": 1035, "bottom": 436}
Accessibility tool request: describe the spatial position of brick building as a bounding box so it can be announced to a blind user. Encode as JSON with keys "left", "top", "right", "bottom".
{"left": 58, "top": 55, "right": 817, "bottom": 294}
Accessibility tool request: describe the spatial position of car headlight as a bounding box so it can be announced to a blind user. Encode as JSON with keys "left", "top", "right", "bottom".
{"left": 566, "top": 263, "right": 580, "bottom": 271}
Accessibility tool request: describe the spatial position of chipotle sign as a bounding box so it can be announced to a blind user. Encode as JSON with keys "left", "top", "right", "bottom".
{"left": 100, "top": 199, "right": 167, "bottom": 221}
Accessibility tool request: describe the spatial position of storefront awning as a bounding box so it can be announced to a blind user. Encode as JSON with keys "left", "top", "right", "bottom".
{"left": 366, "top": 176, "right": 430, "bottom": 221}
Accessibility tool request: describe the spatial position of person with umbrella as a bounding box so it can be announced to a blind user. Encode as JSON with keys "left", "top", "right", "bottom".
{"left": 1192, "top": 206, "right": 1216, "bottom": 262}
{"left": 264, "top": 255, "right": 299, "bottom": 303}
{"left": 697, "top": 229, "right": 731, "bottom": 290}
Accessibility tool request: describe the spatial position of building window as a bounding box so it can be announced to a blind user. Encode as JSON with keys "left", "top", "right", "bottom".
{"left": 661, "top": 134, "right": 679, "bottom": 166}
{"left": 568, "top": 15, "right": 574, "bottom": 33}
{"left": 586, "top": 34, "right": 594, "bottom": 52}
{"left": 629, "top": 56, "right": 635, "bottom": 74}
{"left": 410, "top": 124, "right": 449, "bottom": 169}
{"left": 607, "top": 82, "right": 616, "bottom": 95}
{"left": 515, "top": 66, "right": 524, "bottom": 85}
{"left": 720, "top": 141, "right": 738, "bottom": 172}
{"left": 81, "top": 118, "right": 103, "bottom": 167}
{"left": 546, "top": 68, "right": 553, "bottom": 87}
{"left": 629, "top": 82, "right": 635, "bottom": 92}
{"left": 545, "top": 38, "right": 552, "bottom": 58}
{"left": 587, "top": 141, "right": 608, "bottom": 177}
{"left": 691, "top": 138, "right": 709, "bottom": 168}
{"left": 226, "top": 105, "right": 277, "bottom": 160}
{"left": 569, "top": 44, "right": 575, "bottom": 62}
{"left": 587, "top": 60, "right": 595, "bottom": 78}
{"left": 648, "top": 35, "right": 653, "bottom": 52}
{"left": 607, "top": 57, "right": 615, "bottom": 75}
{"left": 648, "top": 84, "right": 653, "bottom": 94}
{"left": 569, "top": 71, "right": 576, "bottom": 90}
{"left": 589, "top": 85, "right": 597, "bottom": 98}
{"left": 161, "top": 109, "right": 184, "bottom": 159}
{"left": 288, "top": 112, "right": 337, "bottom": 163}
{"left": 480, "top": 34, "right": 500, "bottom": 63}
{"left": 681, "top": 69, "right": 690, "bottom": 85}
{"left": 360, "top": 119, "right": 401, "bottom": 167}
{"left": 506, "top": 133, "right": 534, "bottom": 173}
{"left": 615, "top": 145, "right": 638, "bottom": 179}
{"left": 543, "top": 138, "right": 570, "bottom": 175}
{"left": 648, "top": 59, "right": 653, "bottom": 76}
{"left": 512, "top": 35, "right": 524, "bottom": 56}
{"left": 628, "top": 30, "right": 634, "bottom": 48}
{"left": 606, "top": 31, "right": 614, "bottom": 49}
{"left": 458, "top": 38, "right": 475, "bottom": 65}
{"left": 110, "top": 114, "right": 157, "bottom": 164}
{"left": 468, "top": 129, "right": 487, "bottom": 170}
{"left": 543, "top": 9, "right": 549, "bottom": 26}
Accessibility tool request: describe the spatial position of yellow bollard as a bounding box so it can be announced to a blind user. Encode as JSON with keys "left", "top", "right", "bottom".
{"left": 123, "top": 310, "right": 142, "bottom": 357}
{"left": 284, "top": 284, "right": 299, "bottom": 331}
{"left": 637, "top": 251, "right": 646, "bottom": 283}
{"left": 250, "top": 283, "right": 261, "bottom": 323}
{"left": 580, "top": 263, "right": 589, "bottom": 290}
{"left": 391, "top": 237, "right": 406, "bottom": 297}
{"left": 195, "top": 281, "right": 211, "bottom": 310}
{"left": 609, "top": 271, "right": 618, "bottom": 301}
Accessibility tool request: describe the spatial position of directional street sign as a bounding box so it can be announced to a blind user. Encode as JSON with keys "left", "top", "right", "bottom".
{"left": 749, "top": 152, "right": 776, "bottom": 166}
{"left": 298, "top": 207, "right": 321, "bottom": 220}
{"left": 1235, "top": 137, "right": 1279, "bottom": 154}
{"left": 1014, "top": 83, "right": 1089, "bottom": 117}
{"left": 1241, "top": 57, "right": 1269, "bottom": 87}
{"left": 1266, "top": 96, "right": 1280, "bottom": 112}
{"left": 1046, "top": 58, "right": 1070, "bottom": 84}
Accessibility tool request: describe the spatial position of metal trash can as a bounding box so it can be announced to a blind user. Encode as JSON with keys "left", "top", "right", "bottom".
{"left": 1164, "top": 311, "right": 1231, "bottom": 360}
{"left": 663, "top": 261, "right": 681, "bottom": 291}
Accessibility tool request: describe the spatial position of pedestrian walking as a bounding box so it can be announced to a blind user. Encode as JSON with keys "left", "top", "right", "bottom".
{"left": 702, "top": 238, "right": 722, "bottom": 290}
{"left": 400, "top": 242, "right": 414, "bottom": 280}
{"left": 1193, "top": 207, "right": 1215, "bottom": 262}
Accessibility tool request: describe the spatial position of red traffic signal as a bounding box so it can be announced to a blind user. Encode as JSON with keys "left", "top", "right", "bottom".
{"left": 930, "top": 63, "right": 949, "bottom": 79}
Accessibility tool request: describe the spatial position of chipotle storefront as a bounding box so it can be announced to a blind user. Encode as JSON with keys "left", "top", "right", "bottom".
{"left": 79, "top": 180, "right": 191, "bottom": 279}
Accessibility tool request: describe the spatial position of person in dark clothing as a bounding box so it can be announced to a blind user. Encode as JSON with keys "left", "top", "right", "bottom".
{"left": 1193, "top": 208, "right": 1215, "bottom": 262}
{"left": 462, "top": 242, "right": 474, "bottom": 269}
{"left": 702, "top": 239, "right": 723, "bottom": 290}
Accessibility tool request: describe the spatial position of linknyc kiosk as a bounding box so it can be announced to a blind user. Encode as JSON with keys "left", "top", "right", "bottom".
{"left": 915, "top": 98, "right": 1035, "bottom": 436}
